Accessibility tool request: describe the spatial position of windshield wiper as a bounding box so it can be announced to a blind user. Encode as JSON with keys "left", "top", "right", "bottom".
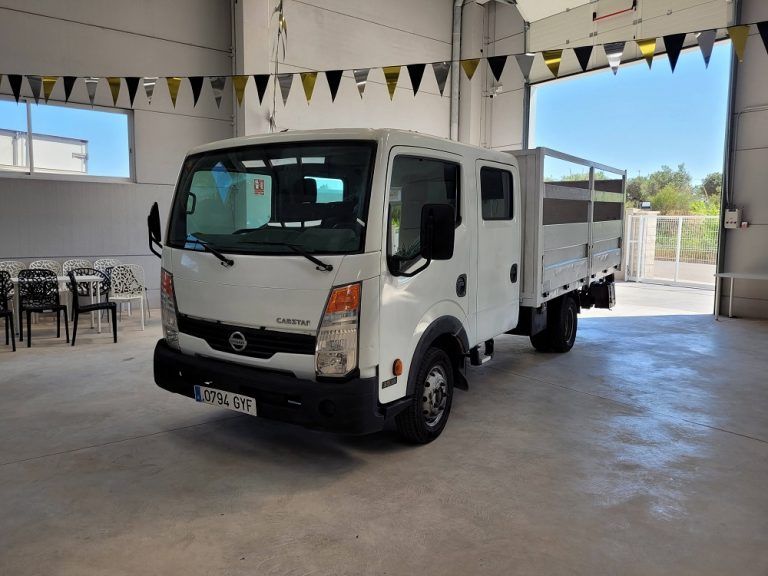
{"left": 239, "top": 240, "right": 333, "bottom": 272}
{"left": 186, "top": 236, "right": 234, "bottom": 267}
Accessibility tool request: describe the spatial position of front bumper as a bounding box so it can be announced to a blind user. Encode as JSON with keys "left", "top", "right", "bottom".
{"left": 154, "top": 339, "right": 391, "bottom": 434}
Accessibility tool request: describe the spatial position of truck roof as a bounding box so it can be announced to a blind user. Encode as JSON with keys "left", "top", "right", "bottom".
{"left": 187, "top": 128, "right": 519, "bottom": 165}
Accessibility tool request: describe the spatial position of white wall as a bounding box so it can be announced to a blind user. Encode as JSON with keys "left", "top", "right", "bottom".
{"left": 0, "top": 0, "right": 235, "bottom": 305}
{"left": 237, "top": 0, "right": 456, "bottom": 140}
{"left": 721, "top": 0, "right": 768, "bottom": 318}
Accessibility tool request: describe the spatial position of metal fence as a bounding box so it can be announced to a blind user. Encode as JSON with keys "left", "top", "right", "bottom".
{"left": 625, "top": 214, "right": 718, "bottom": 287}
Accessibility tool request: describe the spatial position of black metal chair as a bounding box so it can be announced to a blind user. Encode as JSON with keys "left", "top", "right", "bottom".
{"left": 0, "top": 270, "right": 15, "bottom": 352}
{"left": 67, "top": 268, "right": 117, "bottom": 346}
{"left": 18, "top": 268, "right": 69, "bottom": 347}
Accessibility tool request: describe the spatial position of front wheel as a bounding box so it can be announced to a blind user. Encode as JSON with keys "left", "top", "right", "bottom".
{"left": 396, "top": 347, "right": 454, "bottom": 444}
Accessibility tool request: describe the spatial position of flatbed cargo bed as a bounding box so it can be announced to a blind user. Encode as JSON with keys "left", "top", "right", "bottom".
{"left": 511, "top": 147, "right": 626, "bottom": 309}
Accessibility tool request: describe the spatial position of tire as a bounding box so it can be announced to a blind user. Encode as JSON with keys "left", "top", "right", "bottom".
{"left": 530, "top": 294, "right": 578, "bottom": 353}
{"left": 396, "top": 347, "right": 454, "bottom": 444}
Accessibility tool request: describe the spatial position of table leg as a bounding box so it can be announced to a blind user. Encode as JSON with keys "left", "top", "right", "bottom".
{"left": 729, "top": 277, "right": 735, "bottom": 318}
{"left": 96, "top": 281, "right": 102, "bottom": 334}
{"left": 89, "top": 282, "right": 95, "bottom": 328}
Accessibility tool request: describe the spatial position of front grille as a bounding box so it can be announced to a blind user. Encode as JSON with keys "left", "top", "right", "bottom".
{"left": 178, "top": 315, "right": 316, "bottom": 359}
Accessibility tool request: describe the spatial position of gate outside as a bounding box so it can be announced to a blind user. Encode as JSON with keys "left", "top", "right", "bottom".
{"left": 624, "top": 211, "right": 718, "bottom": 288}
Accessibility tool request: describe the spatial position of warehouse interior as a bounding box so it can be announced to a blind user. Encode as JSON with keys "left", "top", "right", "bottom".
{"left": 1, "top": 1, "right": 767, "bottom": 574}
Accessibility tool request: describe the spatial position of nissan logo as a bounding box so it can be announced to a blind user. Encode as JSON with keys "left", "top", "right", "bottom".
{"left": 228, "top": 331, "right": 247, "bottom": 352}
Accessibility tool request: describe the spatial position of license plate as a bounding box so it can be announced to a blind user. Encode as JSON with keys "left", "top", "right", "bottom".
{"left": 193, "top": 385, "right": 258, "bottom": 416}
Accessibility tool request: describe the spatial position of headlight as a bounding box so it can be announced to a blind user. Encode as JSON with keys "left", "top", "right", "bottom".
{"left": 315, "top": 282, "right": 360, "bottom": 377}
{"left": 160, "top": 268, "right": 180, "bottom": 349}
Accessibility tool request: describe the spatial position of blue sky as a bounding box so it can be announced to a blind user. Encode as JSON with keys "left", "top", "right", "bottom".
{"left": 0, "top": 97, "right": 129, "bottom": 177}
{"left": 531, "top": 42, "right": 732, "bottom": 184}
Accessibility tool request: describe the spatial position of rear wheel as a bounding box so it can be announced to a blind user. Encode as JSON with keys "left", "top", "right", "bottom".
{"left": 396, "top": 347, "right": 454, "bottom": 444}
{"left": 529, "top": 294, "right": 578, "bottom": 353}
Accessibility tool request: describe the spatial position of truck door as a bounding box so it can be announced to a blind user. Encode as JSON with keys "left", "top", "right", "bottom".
{"left": 475, "top": 160, "right": 521, "bottom": 341}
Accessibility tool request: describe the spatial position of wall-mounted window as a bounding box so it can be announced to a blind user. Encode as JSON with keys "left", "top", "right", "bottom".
{"left": 0, "top": 98, "right": 131, "bottom": 179}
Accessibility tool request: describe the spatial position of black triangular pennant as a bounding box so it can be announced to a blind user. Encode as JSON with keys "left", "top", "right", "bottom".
{"left": 63, "top": 76, "right": 77, "bottom": 102}
{"left": 487, "top": 55, "right": 507, "bottom": 81}
{"left": 573, "top": 46, "right": 593, "bottom": 72}
{"left": 406, "top": 64, "right": 426, "bottom": 95}
{"left": 254, "top": 74, "right": 270, "bottom": 104}
{"left": 325, "top": 70, "right": 343, "bottom": 102}
{"left": 9, "top": 75, "right": 23, "bottom": 103}
{"left": 663, "top": 33, "right": 687, "bottom": 72}
{"left": 757, "top": 21, "right": 768, "bottom": 54}
{"left": 189, "top": 76, "right": 204, "bottom": 107}
{"left": 125, "top": 77, "right": 140, "bottom": 107}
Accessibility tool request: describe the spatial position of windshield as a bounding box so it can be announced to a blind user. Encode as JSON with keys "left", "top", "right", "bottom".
{"left": 168, "top": 141, "right": 377, "bottom": 255}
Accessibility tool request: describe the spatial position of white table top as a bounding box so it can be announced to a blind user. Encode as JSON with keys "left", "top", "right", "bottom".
{"left": 11, "top": 275, "right": 102, "bottom": 283}
{"left": 716, "top": 272, "right": 768, "bottom": 280}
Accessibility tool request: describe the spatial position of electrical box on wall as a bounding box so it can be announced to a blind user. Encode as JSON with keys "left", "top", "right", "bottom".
{"left": 724, "top": 208, "right": 742, "bottom": 229}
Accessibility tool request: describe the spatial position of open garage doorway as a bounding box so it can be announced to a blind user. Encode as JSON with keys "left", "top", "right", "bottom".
{"left": 529, "top": 43, "right": 732, "bottom": 314}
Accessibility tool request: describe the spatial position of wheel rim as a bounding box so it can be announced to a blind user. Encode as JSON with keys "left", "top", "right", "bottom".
{"left": 563, "top": 305, "right": 575, "bottom": 342}
{"left": 422, "top": 364, "right": 448, "bottom": 427}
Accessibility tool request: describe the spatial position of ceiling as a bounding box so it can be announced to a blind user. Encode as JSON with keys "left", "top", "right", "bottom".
{"left": 512, "top": 0, "right": 594, "bottom": 22}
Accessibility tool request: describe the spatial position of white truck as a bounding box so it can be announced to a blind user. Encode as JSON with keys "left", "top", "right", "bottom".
{"left": 148, "top": 129, "right": 625, "bottom": 443}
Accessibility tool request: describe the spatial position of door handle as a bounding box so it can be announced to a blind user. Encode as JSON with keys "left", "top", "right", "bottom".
{"left": 510, "top": 264, "right": 518, "bottom": 283}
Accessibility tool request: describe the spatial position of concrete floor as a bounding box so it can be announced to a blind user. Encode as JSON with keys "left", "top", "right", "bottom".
{"left": 1, "top": 284, "right": 767, "bottom": 575}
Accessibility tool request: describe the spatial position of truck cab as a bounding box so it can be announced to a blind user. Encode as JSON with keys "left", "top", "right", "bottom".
{"left": 151, "top": 129, "right": 624, "bottom": 443}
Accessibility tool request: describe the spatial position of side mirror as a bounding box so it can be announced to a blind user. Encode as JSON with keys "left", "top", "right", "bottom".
{"left": 148, "top": 202, "right": 163, "bottom": 258}
{"left": 420, "top": 203, "right": 455, "bottom": 261}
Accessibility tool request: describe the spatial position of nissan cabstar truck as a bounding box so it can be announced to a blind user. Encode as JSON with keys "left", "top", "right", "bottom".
{"left": 149, "top": 129, "right": 625, "bottom": 443}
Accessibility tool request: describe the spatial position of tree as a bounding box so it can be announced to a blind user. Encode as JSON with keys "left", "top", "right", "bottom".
{"left": 697, "top": 172, "right": 722, "bottom": 199}
{"left": 651, "top": 183, "right": 692, "bottom": 215}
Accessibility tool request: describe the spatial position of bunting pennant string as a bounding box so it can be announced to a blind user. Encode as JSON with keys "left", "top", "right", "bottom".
{"left": 232, "top": 75, "right": 248, "bottom": 106}
{"left": 209, "top": 76, "right": 226, "bottom": 108}
{"left": 107, "top": 77, "right": 121, "bottom": 106}
{"left": 325, "top": 70, "right": 343, "bottom": 102}
{"left": 406, "top": 64, "right": 425, "bottom": 96}
{"left": 604, "top": 42, "right": 626, "bottom": 75}
{"left": 460, "top": 59, "right": 479, "bottom": 80}
{"left": 166, "top": 77, "right": 182, "bottom": 108}
{"left": 300, "top": 72, "right": 317, "bottom": 103}
{"left": 728, "top": 25, "right": 750, "bottom": 62}
{"left": 85, "top": 77, "right": 99, "bottom": 105}
{"left": 637, "top": 38, "right": 657, "bottom": 68}
{"left": 696, "top": 30, "right": 717, "bottom": 68}
{"left": 758, "top": 22, "right": 768, "bottom": 55}
{"left": 382, "top": 66, "right": 400, "bottom": 100}
{"left": 353, "top": 68, "right": 369, "bottom": 98}
{"left": 573, "top": 46, "right": 593, "bottom": 73}
{"left": 277, "top": 73, "right": 293, "bottom": 106}
{"left": 28, "top": 75, "right": 42, "bottom": 104}
{"left": 144, "top": 77, "right": 158, "bottom": 105}
{"left": 8, "top": 74, "right": 22, "bottom": 103}
{"left": 543, "top": 50, "right": 562, "bottom": 78}
{"left": 515, "top": 54, "right": 535, "bottom": 81}
{"left": 8, "top": 21, "right": 768, "bottom": 110}
{"left": 254, "top": 74, "right": 270, "bottom": 104}
{"left": 63, "top": 76, "right": 77, "bottom": 102}
{"left": 432, "top": 62, "right": 450, "bottom": 96}
{"left": 189, "top": 76, "right": 204, "bottom": 107}
{"left": 487, "top": 55, "right": 507, "bottom": 82}
{"left": 42, "top": 76, "right": 58, "bottom": 103}
{"left": 663, "top": 34, "right": 687, "bottom": 72}
{"left": 125, "top": 77, "right": 140, "bottom": 107}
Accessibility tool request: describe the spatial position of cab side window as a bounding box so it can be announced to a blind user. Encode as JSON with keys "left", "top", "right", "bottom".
{"left": 388, "top": 156, "right": 459, "bottom": 263}
{"left": 480, "top": 167, "right": 513, "bottom": 220}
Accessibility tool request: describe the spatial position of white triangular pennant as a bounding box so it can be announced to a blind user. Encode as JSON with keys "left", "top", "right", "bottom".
{"left": 209, "top": 76, "right": 227, "bottom": 108}
{"left": 696, "top": 30, "right": 717, "bottom": 68}
{"left": 515, "top": 54, "right": 535, "bottom": 81}
{"left": 27, "top": 75, "right": 43, "bottom": 104}
{"left": 353, "top": 69, "right": 369, "bottom": 98}
{"left": 84, "top": 77, "right": 99, "bottom": 105}
{"left": 143, "top": 77, "right": 158, "bottom": 104}
{"left": 604, "top": 42, "right": 626, "bottom": 75}
{"left": 277, "top": 73, "right": 293, "bottom": 106}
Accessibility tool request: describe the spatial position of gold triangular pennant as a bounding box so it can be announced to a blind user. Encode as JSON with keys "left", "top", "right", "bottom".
{"left": 636, "top": 38, "right": 657, "bottom": 68}
{"left": 300, "top": 72, "right": 317, "bottom": 104}
{"left": 107, "top": 77, "right": 121, "bottom": 106}
{"left": 233, "top": 75, "right": 248, "bottom": 106}
{"left": 461, "top": 59, "right": 480, "bottom": 80}
{"left": 728, "top": 25, "right": 750, "bottom": 63}
{"left": 543, "top": 50, "right": 563, "bottom": 78}
{"left": 42, "top": 76, "right": 58, "bottom": 103}
{"left": 166, "top": 77, "right": 182, "bottom": 108}
{"left": 382, "top": 66, "right": 400, "bottom": 100}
